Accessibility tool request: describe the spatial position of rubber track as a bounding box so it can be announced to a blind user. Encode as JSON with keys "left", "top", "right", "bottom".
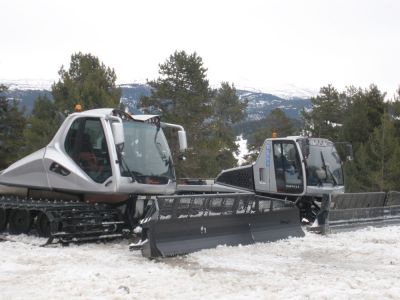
{"left": 0, "top": 195, "right": 126, "bottom": 245}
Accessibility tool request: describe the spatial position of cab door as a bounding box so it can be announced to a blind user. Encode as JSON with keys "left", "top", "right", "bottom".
{"left": 272, "top": 141, "right": 304, "bottom": 194}
{"left": 44, "top": 116, "right": 115, "bottom": 193}
{"left": 63, "top": 117, "right": 113, "bottom": 183}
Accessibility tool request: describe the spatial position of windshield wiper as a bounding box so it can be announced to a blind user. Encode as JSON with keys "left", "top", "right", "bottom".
{"left": 120, "top": 155, "right": 136, "bottom": 183}
{"left": 320, "top": 151, "right": 337, "bottom": 186}
{"left": 115, "top": 143, "right": 136, "bottom": 183}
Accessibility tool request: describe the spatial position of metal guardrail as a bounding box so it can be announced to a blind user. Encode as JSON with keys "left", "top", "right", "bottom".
{"left": 331, "top": 192, "right": 386, "bottom": 209}
{"left": 326, "top": 191, "right": 400, "bottom": 232}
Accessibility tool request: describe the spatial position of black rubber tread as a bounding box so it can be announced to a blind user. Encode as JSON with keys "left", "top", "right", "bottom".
{"left": 0, "top": 208, "right": 7, "bottom": 232}
{"left": 0, "top": 195, "right": 126, "bottom": 244}
{"left": 36, "top": 212, "right": 51, "bottom": 237}
{"left": 9, "top": 209, "right": 33, "bottom": 234}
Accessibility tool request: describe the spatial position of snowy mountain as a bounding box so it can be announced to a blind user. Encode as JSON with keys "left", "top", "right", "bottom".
{"left": 118, "top": 83, "right": 152, "bottom": 114}
{"left": 0, "top": 80, "right": 312, "bottom": 120}
{"left": 237, "top": 89, "right": 311, "bottom": 120}
{"left": 235, "top": 83, "right": 317, "bottom": 100}
{"left": 264, "top": 84, "right": 317, "bottom": 100}
{"left": 0, "top": 79, "right": 53, "bottom": 91}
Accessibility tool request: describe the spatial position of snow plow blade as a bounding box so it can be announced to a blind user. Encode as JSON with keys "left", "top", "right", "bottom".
{"left": 139, "top": 193, "right": 304, "bottom": 258}
{"left": 319, "top": 191, "right": 400, "bottom": 233}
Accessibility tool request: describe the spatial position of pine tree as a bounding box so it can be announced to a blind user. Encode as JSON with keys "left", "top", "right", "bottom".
{"left": 23, "top": 95, "right": 60, "bottom": 155}
{"left": 346, "top": 114, "right": 400, "bottom": 192}
{"left": 244, "top": 108, "right": 296, "bottom": 163}
{"left": 388, "top": 87, "right": 400, "bottom": 136}
{"left": 52, "top": 52, "right": 121, "bottom": 111}
{"left": 206, "top": 82, "right": 247, "bottom": 174}
{"left": 301, "top": 85, "right": 345, "bottom": 141}
{"left": 140, "top": 51, "right": 214, "bottom": 177}
{"left": 340, "top": 85, "right": 385, "bottom": 149}
{"left": 0, "top": 85, "right": 26, "bottom": 169}
{"left": 141, "top": 51, "right": 212, "bottom": 133}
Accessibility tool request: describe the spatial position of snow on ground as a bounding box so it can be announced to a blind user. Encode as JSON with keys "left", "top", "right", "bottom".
{"left": 1, "top": 226, "right": 400, "bottom": 300}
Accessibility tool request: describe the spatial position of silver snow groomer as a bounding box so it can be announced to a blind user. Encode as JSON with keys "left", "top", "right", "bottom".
{"left": 0, "top": 108, "right": 188, "bottom": 243}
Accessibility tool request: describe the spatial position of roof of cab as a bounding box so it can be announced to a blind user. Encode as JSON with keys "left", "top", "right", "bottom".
{"left": 71, "top": 108, "right": 159, "bottom": 122}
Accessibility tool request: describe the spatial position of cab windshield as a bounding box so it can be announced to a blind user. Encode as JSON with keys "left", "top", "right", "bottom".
{"left": 306, "top": 140, "right": 344, "bottom": 186}
{"left": 121, "top": 121, "right": 175, "bottom": 183}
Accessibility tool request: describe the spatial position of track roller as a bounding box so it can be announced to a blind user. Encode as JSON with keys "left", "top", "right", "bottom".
{"left": 8, "top": 209, "right": 33, "bottom": 234}
{"left": 36, "top": 212, "right": 51, "bottom": 237}
{"left": 0, "top": 196, "right": 126, "bottom": 243}
{"left": 0, "top": 208, "right": 7, "bottom": 232}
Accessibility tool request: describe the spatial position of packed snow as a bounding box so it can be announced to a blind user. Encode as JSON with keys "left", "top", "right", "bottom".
{"left": 1, "top": 226, "right": 400, "bottom": 299}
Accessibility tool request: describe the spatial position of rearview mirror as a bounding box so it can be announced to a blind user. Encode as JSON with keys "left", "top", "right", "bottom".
{"left": 178, "top": 130, "right": 188, "bottom": 152}
{"left": 111, "top": 122, "right": 125, "bottom": 148}
{"left": 346, "top": 144, "right": 353, "bottom": 161}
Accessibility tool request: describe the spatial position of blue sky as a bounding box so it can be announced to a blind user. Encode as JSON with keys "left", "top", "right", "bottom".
{"left": 1, "top": 0, "right": 399, "bottom": 95}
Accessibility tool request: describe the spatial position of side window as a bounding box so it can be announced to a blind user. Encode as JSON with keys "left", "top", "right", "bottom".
{"left": 273, "top": 143, "right": 285, "bottom": 192}
{"left": 273, "top": 141, "right": 303, "bottom": 193}
{"left": 64, "top": 118, "right": 112, "bottom": 183}
{"left": 65, "top": 119, "right": 80, "bottom": 156}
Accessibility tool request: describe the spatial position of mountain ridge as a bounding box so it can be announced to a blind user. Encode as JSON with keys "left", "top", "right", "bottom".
{"left": 0, "top": 80, "right": 312, "bottom": 120}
